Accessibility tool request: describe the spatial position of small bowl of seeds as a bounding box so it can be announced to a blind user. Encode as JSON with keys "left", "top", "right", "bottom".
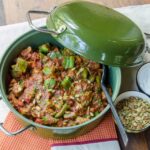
{"left": 115, "top": 91, "right": 150, "bottom": 133}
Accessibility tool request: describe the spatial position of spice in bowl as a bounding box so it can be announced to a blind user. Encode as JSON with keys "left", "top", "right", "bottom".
{"left": 116, "top": 96, "right": 150, "bottom": 132}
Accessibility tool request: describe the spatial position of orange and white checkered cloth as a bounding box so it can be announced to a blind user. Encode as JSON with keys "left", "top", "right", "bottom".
{"left": 0, "top": 112, "right": 120, "bottom": 150}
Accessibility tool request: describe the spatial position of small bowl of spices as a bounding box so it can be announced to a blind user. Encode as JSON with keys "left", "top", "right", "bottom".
{"left": 115, "top": 91, "right": 150, "bottom": 133}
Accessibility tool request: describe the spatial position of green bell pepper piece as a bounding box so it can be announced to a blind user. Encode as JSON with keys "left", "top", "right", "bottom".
{"left": 61, "top": 76, "right": 72, "bottom": 90}
{"left": 42, "top": 66, "right": 51, "bottom": 75}
{"left": 81, "top": 68, "right": 89, "bottom": 79}
{"left": 42, "top": 116, "right": 48, "bottom": 122}
{"left": 94, "top": 111, "right": 99, "bottom": 116}
{"left": 11, "top": 58, "right": 28, "bottom": 78}
{"left": 89, "top": 75, "right": 95, "bottom": 82}
{"left": 55, "top": 103, "right": 69, "bottom": 118}
{"left": 96, "top": 75, "right": 101, "bottom": 87}
{"left": 44, "top": 78, "right": 56, "bottom": 89}
{"left": 98, "top": 99, "right": 102, "bottom": 105}
{"left": 62, "top": 48, "right": 75, "bottom": 56}
{"left": 48, "top": 51, "right": 62, "bottom": 59}
{"left": 39, "top": 52, "right": 45, "bottom": 59}
{"left": 39, "top": 43, "right": 50, "bottom": 54}
{"left": 63, "top": 56, "right": 75, "bottom": 69}
{"left": 42, "top": 116, "right": 58, "bottom": 124}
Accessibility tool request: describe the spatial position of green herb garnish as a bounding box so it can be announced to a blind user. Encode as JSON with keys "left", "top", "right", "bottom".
{"left": 63, "top": 56, "right": 75, "bottom": 69}
{"left": 11, "top": 58, "right": 28, "bottom": 78}
{"left": 48, "top": 51, "right": 62, "bottom": 59}
{"left": 39, "top": 43, "right": 50, "bottom": 54}
{"left": 61, "top": 76, "right": 72, "bottom": 90}
{"left": 44, "top": 78, "right": 56, "bottom": 89}
{"left": 55, "top": 103, "right": 69, "bottom": 118}
{"left": 43, "top": 66, "right": 51, "bottom": 75}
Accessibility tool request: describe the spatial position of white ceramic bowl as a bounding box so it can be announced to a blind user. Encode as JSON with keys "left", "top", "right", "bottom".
{"left": 137, "top": 63, "right": 150, "bottom": 96}
{"left": 115, "top": 91, "right": 150, "bottom": 133}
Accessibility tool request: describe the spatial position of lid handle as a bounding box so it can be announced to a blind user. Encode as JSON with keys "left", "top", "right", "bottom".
{"left": 145, "top": 32, "right": 150, "bottom": 53}
{"left": 0, "top": 96, "right": 35, "bottom": 136}
{"left": 0, "top": 123, "right": 35, "bottom": 136}
{"left": 26, "top": 10, "right": 65, "bottom": 35}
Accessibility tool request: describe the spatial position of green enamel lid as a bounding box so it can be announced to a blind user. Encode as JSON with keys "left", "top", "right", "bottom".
{"left": 46, "top": 1, "right": 145, "bottom": 67}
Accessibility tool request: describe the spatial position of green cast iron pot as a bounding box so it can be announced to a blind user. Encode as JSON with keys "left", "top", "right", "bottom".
{"left": 0, "top": 29, "right": 121, "bottom": 139}
{"left": 27, "top": 1, "right": 145, "bottom": 67}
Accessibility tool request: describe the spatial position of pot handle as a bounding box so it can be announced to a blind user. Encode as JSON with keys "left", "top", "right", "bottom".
{"left": 0, "top": 123, "right": 34, "bottom": 136}
{"left": 0, "top": 95, "right": 35, "bottom": 136}
{"left": 26, "top": 10, "right": 66, "bottom": 35}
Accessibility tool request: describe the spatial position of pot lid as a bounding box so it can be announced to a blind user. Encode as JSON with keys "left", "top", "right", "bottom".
{"left": 46, "top": 1, "right": 145, "bottom": 67}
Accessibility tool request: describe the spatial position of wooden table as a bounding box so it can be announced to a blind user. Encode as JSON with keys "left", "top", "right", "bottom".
{"left": 0, "top": 0, "right": 150, "bottom": 150}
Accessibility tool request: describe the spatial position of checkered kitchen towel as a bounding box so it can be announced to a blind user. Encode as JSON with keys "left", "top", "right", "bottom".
{"left": 0, "top": 112, "right": 120, "bottom": 150}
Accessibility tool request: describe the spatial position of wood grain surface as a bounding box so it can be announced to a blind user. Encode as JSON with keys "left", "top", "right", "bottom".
{"left": 1, "top": 0, "right": 150, "bottom": 150}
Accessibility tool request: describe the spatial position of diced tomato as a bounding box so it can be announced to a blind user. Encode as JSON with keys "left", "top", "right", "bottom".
{"left": 17, "top": 101, "right": 24, "bottom": 107}
{"left": 24, "top": 98, "right": 31, "bottom": 104}
{"left": 57, "top": 119, "right": 63, "bottom": 127}
{"left": 35, "top": 118, "right": 43, "bottom": 124}
{"left": 36, "top": 60, "right": 42, "bottom": 69}
{"left": 67, "top": 99, "right": 75, "bottom": 106}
